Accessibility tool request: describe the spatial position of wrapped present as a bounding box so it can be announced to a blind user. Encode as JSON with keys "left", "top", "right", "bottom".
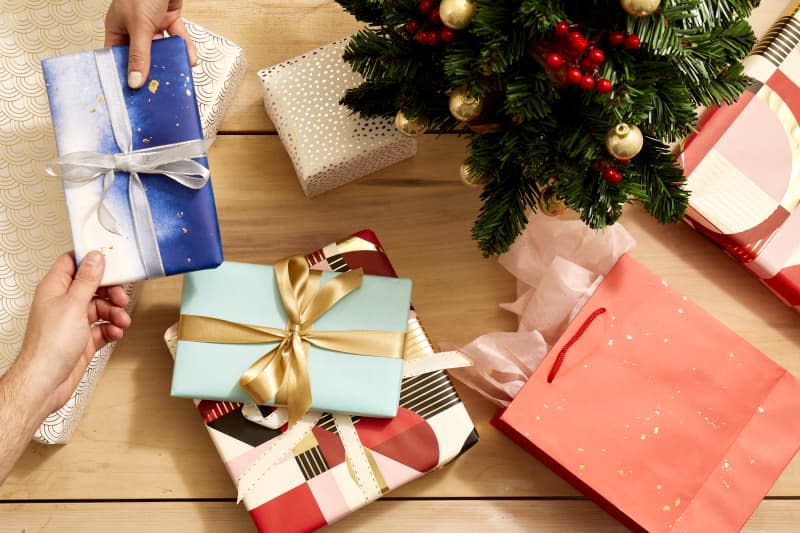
{"left": 257, "top": 40, "right": 418, "bottom": 197}
{"left": 171, "top": 257, "right": 413, "bottom": 421}
{"left": 42, "top": 36, "right": 223, "bottom": 286}
{"left": 494, "top": 254, "right": 800, "bottom": 531}
{"left": 681, "top": 2, "right": 800, "bottom": 311}
{"left": 1, "top": 4, "right": 243, "bottom": 444}
{"left": 164, "top": 230, "right": 478, "bottom": 533}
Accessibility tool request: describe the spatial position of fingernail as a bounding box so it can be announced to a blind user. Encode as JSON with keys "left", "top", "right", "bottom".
{"left": 84, "top": 251, "right": 102, "bottom": 268}
{"left": 128, "top": 71, "right": 143, "bottom": 88}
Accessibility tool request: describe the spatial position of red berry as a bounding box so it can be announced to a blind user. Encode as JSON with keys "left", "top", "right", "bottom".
{"left": 588, "top": 48, "right": 605, "bottom": 64}
{"left": 554, "top": 21, "right": 570, "bottom": 37}
{"left": 603, "top": 167, "right": 622, "bottom": 185}
{"left": 419, "top": 0, "right": 434, "bottom": 14}
{"left": 427, "top": 30, "right": 439, "bottom": 46}
{"left": 579, "top": 75, "right": 596, "bottom": 91}
{"left": 624, "top": 34, "right": 641, "bottom": 49}
{"left": 608, "top": 31, "right": 625, "bottom": 47}
{"left": 566, "top": 32, "right": 589, "bottom": 56}
{"left": 596, "top": 78, "right": 613, "bottom": 94}
{"left": 580, "top": 57, "right": 594, "bottom": 71}
{"left": 406, "top": 19, "right": 420, "bottom": 34}
{"left": 429, "top": 7, "right": 441, "bottom": 24}
{"left": 546, "top": 52, "right": 565, "bottom": 70}
{"left": 416, "top": 31, "right": 427, "bottom": 45}
{"left": 439, "top": 26, "right": 456, "bottom": 43}
{"left": 566, "top": 67, "right": 583, "bottom": 85}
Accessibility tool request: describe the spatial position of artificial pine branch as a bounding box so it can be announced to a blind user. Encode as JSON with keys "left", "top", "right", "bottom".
{"left": 336, "top": 0, "right": 759, "bottom": 255}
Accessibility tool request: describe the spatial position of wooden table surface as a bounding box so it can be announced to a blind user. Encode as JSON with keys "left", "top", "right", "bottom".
{"left": 2, "top": 1, "right": 799, "bottom": 531}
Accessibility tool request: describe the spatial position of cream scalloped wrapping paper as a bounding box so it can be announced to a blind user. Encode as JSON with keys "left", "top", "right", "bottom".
{"left": 0, "top": 2, "right": 247, "bottom": 444}
{"left": 258, "top": 39, "right": 418, "bottom": 197}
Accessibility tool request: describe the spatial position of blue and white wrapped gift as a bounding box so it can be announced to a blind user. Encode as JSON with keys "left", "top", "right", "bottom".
{"left": 42, "top": 36, "right": 223, "bottom": 285}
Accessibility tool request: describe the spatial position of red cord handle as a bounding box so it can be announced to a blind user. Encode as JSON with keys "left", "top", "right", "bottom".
{"left": 547, "top": 307, "right": 607, "bottom": 383}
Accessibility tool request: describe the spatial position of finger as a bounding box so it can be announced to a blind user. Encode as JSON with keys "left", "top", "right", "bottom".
{"left": 92, "top": 323, "right": 125, "bottom": 346}
{"left": 107, "top": 285, "right": 130, "bottom": 308}
{"left": 127, "top": 26, "right": 154, "bottom": 88}
{"left": 67, "top": 251, "right": 105, "bottom": 306}
{"left": 37, "top": 253, "right": 78, "bottom": 298}
{"left": 105, "top": 29, "right": 130, "bottom": 48}
{"left": 166, "top": 18, "right": 197, "bottom": 66}
{"left": 92, "top": 299, "right": 131, "bottom": 329}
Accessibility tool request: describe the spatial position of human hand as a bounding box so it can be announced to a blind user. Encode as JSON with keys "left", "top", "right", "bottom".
{"left": 104, "top": 0, "right": 198, "bottom": 89}
{"left": 12, "top": 251, "right": 131, "bottom": 421}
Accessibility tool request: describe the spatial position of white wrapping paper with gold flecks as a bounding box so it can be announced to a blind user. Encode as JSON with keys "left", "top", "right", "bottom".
{"left": 258, "top": 39, "right": 418, "bottom": 197}
{"left": 0, "top": 1, "right": 246, "bottom": 444}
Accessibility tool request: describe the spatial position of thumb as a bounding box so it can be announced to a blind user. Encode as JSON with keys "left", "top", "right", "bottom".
{"left": 126, "top": 27, "right": 154, "bottom": 89}
{"left": 68, "top": 251, "right": 105, "bottom": 305}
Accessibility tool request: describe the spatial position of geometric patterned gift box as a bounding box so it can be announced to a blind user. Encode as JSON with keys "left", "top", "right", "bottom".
{"left": 164, "top": 229, "right": 478, "bottom": 532}
{"left": 0, "top": 0, "right": 246, "bottom": 444}
{"left": 682, "top": 3, "right": 800, "bottom": 311}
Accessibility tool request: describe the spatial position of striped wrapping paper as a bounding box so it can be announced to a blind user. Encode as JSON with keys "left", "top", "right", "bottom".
{"left": 165, "top": 230, "right": 478, "bottom": 532}
{"left": 682, "top": 1, "right": 800, "bottom": 311}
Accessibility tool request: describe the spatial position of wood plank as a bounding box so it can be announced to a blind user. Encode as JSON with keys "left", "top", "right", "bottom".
{"left": 1, "top": 499, "right": 798, "bottom": 532}
{"left": 179, "top": 0, "right": 794, "bottom": 133}
{"left": 1, "top": 135, "right": 797, "bottom": 500}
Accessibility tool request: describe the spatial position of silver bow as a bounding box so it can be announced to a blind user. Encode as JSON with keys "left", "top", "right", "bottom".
{"left": 45, "top": 48, "right": 212, "bottom": 279}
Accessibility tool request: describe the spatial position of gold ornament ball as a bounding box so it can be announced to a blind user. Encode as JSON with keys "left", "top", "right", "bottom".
{"left": 449, "top": 85, "right": 484, "bottom": 122}
{"left": 440, "top": 0, "right": 476, "bottom": 30}
{"left": 539, "top": 187, "right": 568, "bottom": 216}
{"left": 459, "top": 162, "right": 486, "bottom": 186}
{"left": 394, "top": 110, "right": 427, "bottom": 137}
{"left": 606, "top": 123, "right": 644, "bottom": 161}
{"left": 620, "top": 0, "right": 661, "bottom": 17}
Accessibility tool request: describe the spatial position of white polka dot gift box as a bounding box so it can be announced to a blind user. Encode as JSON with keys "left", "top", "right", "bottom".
{"left": 0, "top": 1, "right": 245, "bottom": 443}
{"left": 258, "top": 40, "right": 417, "bottom": 197}
{"left": 492, "top": 255, "right": 800, "bottom": 532}
{"left": 682, "top": 4, "right": 800, "bottom": 312}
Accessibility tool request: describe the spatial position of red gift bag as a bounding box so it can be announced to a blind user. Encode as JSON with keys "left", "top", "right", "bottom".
{"left": 494, "top": 254, "right": 800, "bottom": 532}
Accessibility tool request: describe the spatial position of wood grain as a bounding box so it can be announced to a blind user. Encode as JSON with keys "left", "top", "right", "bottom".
{"left": 1, "top": 499, "right": 798, "bottom": 532}
{"left": 1, "top": 1, "right": 797, "bottom": 531}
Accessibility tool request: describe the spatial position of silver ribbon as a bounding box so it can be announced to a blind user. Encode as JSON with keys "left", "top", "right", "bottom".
{"left": 45, "top": 48, "right": 212, "bottom": 279}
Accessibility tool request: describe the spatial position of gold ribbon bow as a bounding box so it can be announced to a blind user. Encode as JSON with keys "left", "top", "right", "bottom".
{"left": 178, "top": 255, "right": 406, "bottom": 426}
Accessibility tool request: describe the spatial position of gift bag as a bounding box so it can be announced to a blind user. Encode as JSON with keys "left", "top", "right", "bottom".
{"left": 493, "top": 254, "right": 800, "bottom": 532}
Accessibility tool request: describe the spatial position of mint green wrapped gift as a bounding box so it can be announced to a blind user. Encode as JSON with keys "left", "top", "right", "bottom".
{"left": 171, "top": 257, "right": 412, "bottom": 423}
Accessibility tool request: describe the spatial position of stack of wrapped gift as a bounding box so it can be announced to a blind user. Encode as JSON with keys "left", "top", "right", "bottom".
{"left": 1, "top": 9, "right": 245, "bottom": 444}
{"left": 682, "top": 3, "right": 800, "bottom": 311}
{"left": 165, "top": 230, "right": 478, "bottom": 532}
{"left": 451, "top": 215, "right": 800, "bottom": 532}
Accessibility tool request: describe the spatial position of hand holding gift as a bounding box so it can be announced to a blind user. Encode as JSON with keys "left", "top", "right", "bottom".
{"left": 0, "top": 251, "right": 131, "bottom": 483}
{"left": 105, "top": 0, "right": 197, "bottom": 88}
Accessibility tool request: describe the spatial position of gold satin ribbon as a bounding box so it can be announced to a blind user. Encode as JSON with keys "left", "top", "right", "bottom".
{"left": 178, "top": 255, "right": 406, "bottom": 426}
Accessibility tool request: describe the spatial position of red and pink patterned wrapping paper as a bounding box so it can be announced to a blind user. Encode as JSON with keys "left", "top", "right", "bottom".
{"left": 165, "top": 230, "right": 478, "bottom": 532}
{"left": 682, "top": 4, "right": 800, "bottom": 311}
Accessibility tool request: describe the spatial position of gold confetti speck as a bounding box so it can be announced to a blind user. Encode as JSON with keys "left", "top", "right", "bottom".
{"left": 626, "top": 334, "right": 633, "bottom": 340}
{"left": 678, "top": 308, "right": 684, "bottom": 314}
{"left": 657, "top": 484, "right": 663, "bottom": 490}
{"left": 97, "top": 95, "right": 105, "bottom": 103}
{"left": 148, "top": 79, "right": 160, "bottom": 93}
{"left": 136, "top": 127, "right": 142, "bottom": 132}
{"left": 617, "top": 469, "right": 625, "bottom": 475}
{"left": 177, "top": 211, "right": 184, "bottom": 217}
{"left": 663, "top": 505, "right": 671, "bottom": 512}
{"left": 577, "top": 447, "right": 584, "bottom": 453}
{"left": 641, "top": 434, "right": 647, "bottom": 440}
{"left": 608, "top": 339, "right": 614, "bottom": 346}
{"left": 181, "top": 227, "right": 189, "bottom": 234}
{"left": 185, "top": 89, "right": 192, "bottom": 96}
{"left": 674, "top": 498, "right": 681, "bottom": 508}
{"left": 757, "top": 406, "right": 764, "bottom": 413}
{"left": 89, "top": 108, "right": 96, "bottom": 113}
{"left": 579, "top": 464, "right": 585, "bottom": 471}
{"left": 142, "top": 137, "right": 152, "bottom": 143}
{"left": 186, "top": 257, "right": 192, "bottom": 263}
{"left": 654, "top": 426, "right": 660, "bottom": 435}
